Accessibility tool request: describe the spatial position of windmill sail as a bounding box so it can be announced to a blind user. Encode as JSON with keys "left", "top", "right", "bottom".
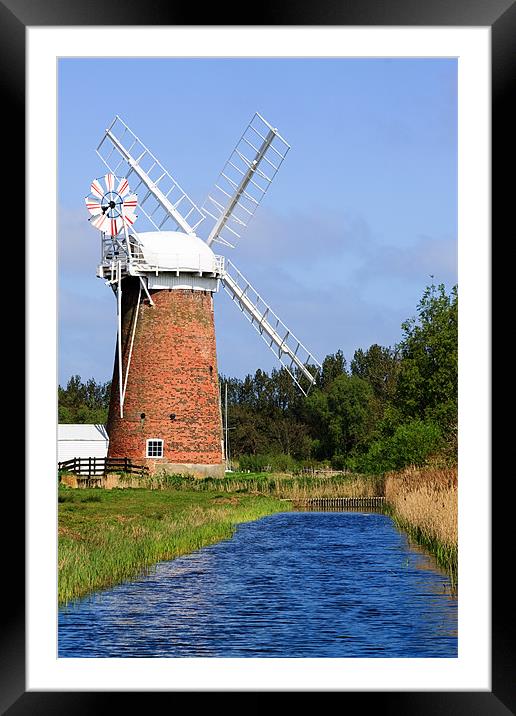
{"left": 220, "top": 258, "right": 320, "bottom": 395}
{"left": 91, "top": 112, "right": 320, "bottom": 401}
{"left": 96, "top": 115, "right": 205, "bottom": 236}
{"left": 203, "top": 113, "right": 290, "bottom": 248}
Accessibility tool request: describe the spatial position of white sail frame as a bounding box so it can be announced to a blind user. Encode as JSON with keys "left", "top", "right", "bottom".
{"left": 220, "top": 258, "right": 321, "bottom": 395}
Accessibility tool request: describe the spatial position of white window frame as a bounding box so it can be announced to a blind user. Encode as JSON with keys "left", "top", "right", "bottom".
{"left": 146, "top": 438, "right": 164, "bottom": 458}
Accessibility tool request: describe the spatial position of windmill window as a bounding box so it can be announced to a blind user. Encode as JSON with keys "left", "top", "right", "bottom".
{"left": 146, "top": 439, "right": 164, "bottom": 458}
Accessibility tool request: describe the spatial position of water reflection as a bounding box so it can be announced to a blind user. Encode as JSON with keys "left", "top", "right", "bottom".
{"left": 59, "top": 511, "right": 457, "bottom": 658}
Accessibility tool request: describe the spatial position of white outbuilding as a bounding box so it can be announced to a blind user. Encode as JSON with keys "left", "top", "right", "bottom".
{"left": 58, "top": 424, "right": 109, "bottom": 463}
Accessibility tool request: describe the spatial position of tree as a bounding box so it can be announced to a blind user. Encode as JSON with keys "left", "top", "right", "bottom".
{"left": 306, "top": 373, "right": 376, "bottom": 459}
{"left": 350, "top": 344, "right": 399, "bottom": 404}
{"left": 226, "top": 404, "right": 268, "bottom": 456}
{"left": 268, "top": 416, "right": 310, "bottom": 458}
{"left": 269, "top": 367, "right": 303, "bottom": 416}
{"left": 352, "top": 418, "right": 443, "bottom": 474}
{"left": 316, "top": 349, "right": 347, "bottom": 390}
{"left": 58, "top": 375, "right": 111, "bottom": 424}
{"left": 396, "top": 283, "right": 458, "bottom": 432}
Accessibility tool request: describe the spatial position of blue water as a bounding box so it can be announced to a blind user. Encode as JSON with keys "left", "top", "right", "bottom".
{"left": 58, "top": 511, "right": 457, "bottom": 658}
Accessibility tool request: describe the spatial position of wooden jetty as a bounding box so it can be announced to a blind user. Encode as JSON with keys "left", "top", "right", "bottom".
{"left": 293, "top": 496, "right": 386, "bottom": 510}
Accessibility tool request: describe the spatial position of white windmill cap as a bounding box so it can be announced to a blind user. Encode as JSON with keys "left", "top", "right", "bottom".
{"left": 136, "top": 231, "right": 217, "bottom": 273}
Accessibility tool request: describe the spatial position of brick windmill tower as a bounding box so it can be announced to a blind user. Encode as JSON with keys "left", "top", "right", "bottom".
{"left": 86, "top": 113, "right": 321, "bottom": 477}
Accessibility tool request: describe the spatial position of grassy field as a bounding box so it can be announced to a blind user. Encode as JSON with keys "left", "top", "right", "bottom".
{"left": 384, "top": 466, "right": 458, "bottom": 588}
{"left": 58, "top": 487, "right": 289, "bottom": 605}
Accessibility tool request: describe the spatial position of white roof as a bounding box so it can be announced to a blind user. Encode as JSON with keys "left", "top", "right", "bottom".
{"left": 58, "top": 424, "right": 109, "bottom": 441}
{"left": 137, "top": 231, "right": 216, "bottom": 273}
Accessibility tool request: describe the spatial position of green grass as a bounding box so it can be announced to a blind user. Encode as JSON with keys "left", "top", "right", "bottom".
{"left": 58, "top": 486, "right": 290, "bottom": 605}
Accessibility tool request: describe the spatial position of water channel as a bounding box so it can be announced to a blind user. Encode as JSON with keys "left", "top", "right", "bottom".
{"left": 58, "top": 510, "right": 457, "bottom": 658}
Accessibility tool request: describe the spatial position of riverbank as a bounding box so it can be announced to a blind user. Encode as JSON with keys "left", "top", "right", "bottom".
{"left": 58, "top": 465, "right": 457, "bottom": 604}
{"left": 384, "top": 466, "right": 458, "bottom": 588}
{"left": 58, "top": 487, "right": 289, "bottom": 605}
{"left": 165, "top": 467, "right": 458, "bottom": 585}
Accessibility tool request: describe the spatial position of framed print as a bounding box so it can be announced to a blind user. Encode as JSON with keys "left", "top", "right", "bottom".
{"left": 6, "top": 0, "right": 511, "bottom": 711}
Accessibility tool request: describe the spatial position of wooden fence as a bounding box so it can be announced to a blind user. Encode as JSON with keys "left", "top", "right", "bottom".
{"left": 58, "top": 457, "right": 149, "bottom": 478}
{"left": 296, "top": 496, "right": 386, "bottom": 509}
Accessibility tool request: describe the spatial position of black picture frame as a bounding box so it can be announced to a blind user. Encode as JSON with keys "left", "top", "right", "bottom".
{"left": 9, "top": 0, "right": 508, "bottom": 711}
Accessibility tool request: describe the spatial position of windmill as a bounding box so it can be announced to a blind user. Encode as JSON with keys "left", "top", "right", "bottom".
{"left": 86, "top": 113, "right": 321, "bottom": 476}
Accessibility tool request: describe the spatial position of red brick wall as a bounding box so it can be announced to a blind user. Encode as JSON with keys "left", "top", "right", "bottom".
{"left": 106, "top": 278, "right": 223, "bottom": 469}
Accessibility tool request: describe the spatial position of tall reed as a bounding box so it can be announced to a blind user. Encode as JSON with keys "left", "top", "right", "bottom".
{"left": 124, "top": 472, "right": 385, "bottom": 499}
{"left": 384, "top": 466, "right": 458, "bottom": 586}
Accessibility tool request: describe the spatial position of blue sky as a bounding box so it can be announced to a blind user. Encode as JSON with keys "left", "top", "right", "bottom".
{"left": 58, "top": 57, "right": 457, "bottom": 386}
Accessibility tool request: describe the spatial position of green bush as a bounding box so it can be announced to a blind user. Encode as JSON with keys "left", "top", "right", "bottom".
{"left": 238, "top": 454, "right": 270, "bottom": 472}
{"left": 270, "top": 453, "right": 299, "bottom": 473}
{"left": 352, "top": 419, "right": 443, "bottom": 474}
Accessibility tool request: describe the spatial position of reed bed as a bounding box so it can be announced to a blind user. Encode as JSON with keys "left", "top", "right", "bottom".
{"left": 384, "top": 466, "right": 457, "bottom": 586}
{"left": 58, "top": 488, "right": 288, "bottom": 605}
{"left": 126, "top": 472, "right": 385, "bottom": 499}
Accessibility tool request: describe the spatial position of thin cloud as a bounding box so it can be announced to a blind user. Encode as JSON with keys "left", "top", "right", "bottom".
{"left": 234, "top": 206, "right": 374, "bottom": 267}
{"left": 353, "top": 232, "right": 457, "bottom": 288}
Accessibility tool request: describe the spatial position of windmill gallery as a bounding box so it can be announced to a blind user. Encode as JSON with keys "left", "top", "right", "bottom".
{"left": 84, "top": 113, "right": 321, "bottom": 478}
